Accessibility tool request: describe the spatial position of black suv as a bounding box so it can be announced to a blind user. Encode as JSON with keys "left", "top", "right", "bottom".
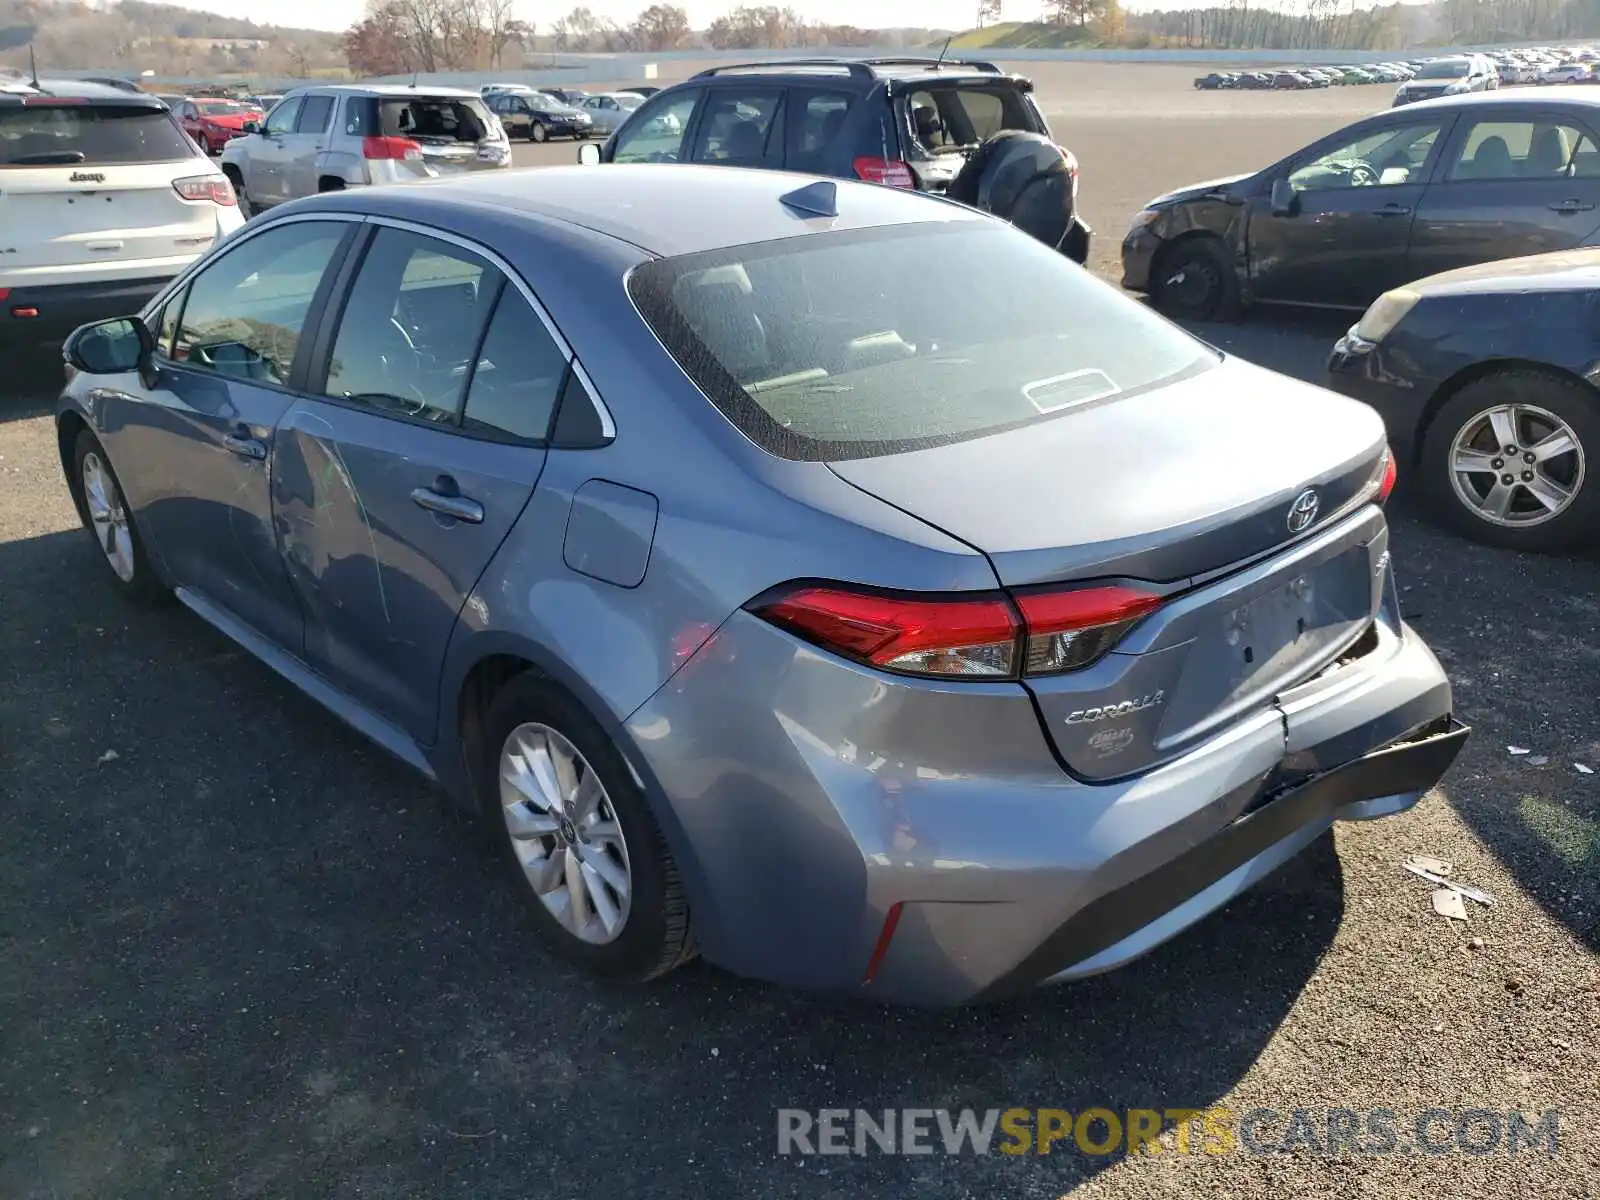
{"left": 576, "top": 57, "right": 1089, "bottom": 263}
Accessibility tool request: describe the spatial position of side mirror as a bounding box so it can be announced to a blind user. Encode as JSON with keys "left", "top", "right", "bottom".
{"left": 1270, "top": 177, "right": 1300, "bottom": 217}
{"left": 577, "top": 141, "right": 602, "bottom": 166}
{"left": 64, "top": 317, "right": 153, "bottom": 376}
{"left": 243, "top": 121, "right": 261, "bottom": 134}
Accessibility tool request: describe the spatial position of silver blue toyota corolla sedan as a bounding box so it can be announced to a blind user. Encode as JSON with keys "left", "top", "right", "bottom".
{"left": 56, "top": 165, "right": 1468, "bottom": 1005}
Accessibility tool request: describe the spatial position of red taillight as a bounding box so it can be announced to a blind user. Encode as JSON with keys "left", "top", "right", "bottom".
{"left": 1014, "top": 585, "right": 1163, "bottom": 675}
{"left": 0, "top": 288, "right": 10, "bottom": 301}
{"left": 173, "top": 174, "right": 237, "bottom": 206}
{"left": 1378, "top": 446, "right": 1398, "bottom": 503}
{"left": 751, "top": 582, "right": 1162, "bottom": 680}
{"left": 363, "top": 135, "right": 423, "bottom": 161}
{"left": 852, "top": 156, "right": 915, "bottom": 188}
{"left": 755, "top": 585, "right": 1018, "bottom": 678}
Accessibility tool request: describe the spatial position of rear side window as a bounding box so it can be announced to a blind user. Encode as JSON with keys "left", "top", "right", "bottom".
{"left": 692, "top": 89, "right": 781, "bottom": 164}
{"left": 904, "top": 86, "right": 1039, "bottom": 156}
{"left": 628, "top": 222, "right": 1212, "bottom": 462}
{"left": 296, "top": 95, "right": 334, "bottom": 134}
{"left": 460, "top": 290, "right": 568, "bottom": 442}
{"left": 787, "top": 91, "right": 852, "bottom": 173}
{"left": 0, "top": 104, "right": 195, "bottom": 166}
{"left": 344, "top": 97, "right": 493, "bottom": 143}
{"left": 323, "top": 226, "right": 498, "bottom": 423}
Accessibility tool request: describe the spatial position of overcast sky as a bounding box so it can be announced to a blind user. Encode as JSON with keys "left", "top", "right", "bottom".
{"left": 190, "top": 0, "right": 1026, "bottom": 35}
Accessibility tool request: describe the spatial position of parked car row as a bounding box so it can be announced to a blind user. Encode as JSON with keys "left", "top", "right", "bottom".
{"left": 1122, "top": 85, "right": 1600, "bottom": 549}
{"left": 1196, "top": 62, "right": 1422, "bottom": 90}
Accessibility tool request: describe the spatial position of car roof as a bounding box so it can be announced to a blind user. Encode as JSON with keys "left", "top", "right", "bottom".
{"left": 294, "top": 83, "right": 483, "bottom": 99}
{"left": 1402, "top": 84, "right": 1600, "bottom": 112}
{"left": 0, "top": 78, "right": 165, "bottom": 104}
{"left": 298, "top": 163, "right": 988, "bottom": 258}
{"left": 689, "top": 56, "right": 1015, "bottom": 87}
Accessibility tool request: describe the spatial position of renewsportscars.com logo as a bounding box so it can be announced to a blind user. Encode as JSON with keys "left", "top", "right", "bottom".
{"left": 777, "top": 1107, "right": 1563, "bottom": 1158}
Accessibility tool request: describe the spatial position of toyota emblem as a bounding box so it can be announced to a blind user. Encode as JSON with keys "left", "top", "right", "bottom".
{"left": 1287, "top": 488, "right": 1320, "bottom": 533}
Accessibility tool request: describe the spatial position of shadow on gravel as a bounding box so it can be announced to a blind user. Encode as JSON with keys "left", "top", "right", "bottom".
{"left": 0, "top": 526, "right": 1344, "bottom": 1197}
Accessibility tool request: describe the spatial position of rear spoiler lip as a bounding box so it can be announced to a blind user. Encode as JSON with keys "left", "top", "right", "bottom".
{"left": 885, "top": 74, "right": 1034, "bottom": 96}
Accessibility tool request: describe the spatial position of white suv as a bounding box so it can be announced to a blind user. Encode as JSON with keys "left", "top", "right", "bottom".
{"left": 0, "top": 80, "right": 244, "bottom": 348}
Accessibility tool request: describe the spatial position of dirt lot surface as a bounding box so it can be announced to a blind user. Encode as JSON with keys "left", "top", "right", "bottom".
{"left": 2, "top": 61, "right": 1597, "bottom": 1200}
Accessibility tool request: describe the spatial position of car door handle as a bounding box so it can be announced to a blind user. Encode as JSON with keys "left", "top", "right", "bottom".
{"left": 410, "top": 482, "right": 484, "bottom": 524}
{"left": 1375, "top": 203, "right": 1412, "bottom": 216}
{"left": 1549, "top": 199, "right": 1596, "bottom": 214}
{"left": 222, "top": 432, "right": 266, "bottom": 460}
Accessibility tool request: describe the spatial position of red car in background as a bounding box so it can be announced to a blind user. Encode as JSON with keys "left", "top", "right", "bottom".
{"left": 176, "top": 97, "right": 263, "bottom": 154}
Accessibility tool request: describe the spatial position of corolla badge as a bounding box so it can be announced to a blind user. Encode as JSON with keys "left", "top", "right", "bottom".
{"left": 1064, "top": 691, "right": 1164, "bottom": 725}
{"left": 1287, "top": 488, "right": 1321, "bottom": 534}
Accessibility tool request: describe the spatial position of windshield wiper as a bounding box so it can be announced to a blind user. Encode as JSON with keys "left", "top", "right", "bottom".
{"left": 9, "top": 150, "right": 87, "bottom": 165}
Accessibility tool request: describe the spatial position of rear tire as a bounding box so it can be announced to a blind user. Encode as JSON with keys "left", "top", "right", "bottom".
{"left": 480, "top": 674, "right": 694, "bottom": 982}
{"left": 69, "top": 429, "right": 166, "bottom": 604}
{"left": 1420, "top": 368, "right": 1599, "bottom": 551}
{"left": 222, "top": 166, "right": 252, "bottom": 218}
{"left": 1152, "top": 236, "right": 1240, "bottom": 322}
{"left": 318, "top": 177, "right": 345, "bottom": 193}
{"left": 530, "top": 122, "right": 548, "bottom": 143}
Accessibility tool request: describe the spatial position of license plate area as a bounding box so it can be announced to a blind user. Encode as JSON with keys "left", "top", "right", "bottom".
{"left": 1153, "top": 533, "right": 1383, "bottom": 752}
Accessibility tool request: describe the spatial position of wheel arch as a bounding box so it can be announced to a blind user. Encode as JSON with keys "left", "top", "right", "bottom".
{"left": 1413, "top": 358, "right": 1599, "bottom": 465}
{"left": 56, "top": 409, "right": 91, "bottom": 521}
{"left": 443, "top": 632, "right": 715, "bottom": 925}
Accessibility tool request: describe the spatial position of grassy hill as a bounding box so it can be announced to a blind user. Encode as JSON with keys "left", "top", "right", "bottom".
{"left": 946, "top": 22, "right": 1107, "bottom": 50}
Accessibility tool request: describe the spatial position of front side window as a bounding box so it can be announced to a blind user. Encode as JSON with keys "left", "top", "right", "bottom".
{"left": 628, "top": 221, "right": 1212, "bottom": 461}
{"left": 692, "top": 89, "right": 780, "bottom": 164}
{"left": 1445, "top": 119, "right": 1598, "bottom": 180}
{"left": 323, "top": 226, "right": 499, "bottom": 423}
{"left": 264, "top": 97, "right": 301, "bottom": 136}
{"left": 0, "top": 104, "right": 195, "bottom": 167}
{"left": 172, "top": 221, "right": 347, "bottom": 385}
{"left": 614, "top": 89, "right": 701, "bottom": 163}
{"left": 1288, "top": 122, "right": 1443, "bottom": 190}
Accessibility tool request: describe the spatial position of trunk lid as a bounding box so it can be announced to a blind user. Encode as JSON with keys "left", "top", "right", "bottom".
{"left": 828, "top": 356, "right": 1391, "bottom": 778}
{"left": 826, "top": 356, "right": 1387, "bottom": 586}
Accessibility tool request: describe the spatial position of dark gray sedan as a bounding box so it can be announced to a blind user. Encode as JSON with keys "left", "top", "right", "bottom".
{"left": 1123, "top": 88, "right": 1600, "bottom": 320}
{"left": 55, "top": 166, "right": 1465, "bottom": 1004}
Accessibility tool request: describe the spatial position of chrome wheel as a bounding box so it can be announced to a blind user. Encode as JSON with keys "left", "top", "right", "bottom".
{"left": 1449, "top": 403, "right": 1586, "bottom": 528}
{"left": 499, "top": 722, "right": 632, "bottom": 945}
{"left": 81, "top": 450, "right": 135, "bottom": 583}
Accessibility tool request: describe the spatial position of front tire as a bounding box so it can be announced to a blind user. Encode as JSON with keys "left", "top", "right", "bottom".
{"left": 530, "top": 122, "right": 548, "bottom": 143}
{"left": 70, "top": 429, "right": 165, "bottom": 603}
{"left": 482, "top": 675, "right": 694, "bottom": 982}
{"left": 1420, "top": 369, "right": 1598, "bottom": 551}
{"left": 1152, "top": 236, "right": 1240, "bottom": 322}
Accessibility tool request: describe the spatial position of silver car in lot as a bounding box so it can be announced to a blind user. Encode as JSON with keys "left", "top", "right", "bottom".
{"left": 579, "top": 91, "right": 650, "bottom": 134}
{"left": 220, "top": 83, "right": 510, "bottom": 214}
{"left": 55, "top": 166, "right": 1466, "bottom": 1005}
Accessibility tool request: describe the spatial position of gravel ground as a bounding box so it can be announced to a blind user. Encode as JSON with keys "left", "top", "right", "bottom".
{"left": 1, "top": 62, "right": 1597, "bottom": 1200}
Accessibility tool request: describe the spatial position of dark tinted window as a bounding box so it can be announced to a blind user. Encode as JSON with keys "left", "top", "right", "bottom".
{"left": 628, "top": 222, "right": 1211, "bottom": 461}
{"left": 173, "top": 222, "right": 346, "bottom": 385}
{"left": 692, "top": 89, "right": 780, "bottom": 164}
{"left": 788, "top": 90, "right": 852, "bottom": 172}
{"left": 0, "top": 104, "right": 194, "bottom": 166}
{"left": 324, "top": 227, "right": 497, "bottom": 423}
{"left": 552, "top": 367, "right": 608, "bottom": 447}
{"left": 346, "top": 97, "right": 493, "bottom": 142}
{"left": 460, "top": 290, "right": 568, "bottom": 442}
{"left": 296, "top": 95, "right": 334, "bottom": 134}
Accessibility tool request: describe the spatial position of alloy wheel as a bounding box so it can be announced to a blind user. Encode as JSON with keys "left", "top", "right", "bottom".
{"left": 532, "top": 122, "right": 547, "bottom": 142}
{"left": 81, "top": 450, "right": 136, "bottom": 583}
{"left": 499, "top": 722, "right": 632, "bottom": 944}
{"left": 1449, "top": 402, "right": 1586, "bottom": 527}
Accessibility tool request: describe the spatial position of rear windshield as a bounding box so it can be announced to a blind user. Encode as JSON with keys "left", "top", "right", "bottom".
{"left": 628, "top": 222, "right": 1214, "bottom": 461}
{"left": 901, "top": 85, "right": 1041, "bottom": 157}
{"left": 0, "top": 104, "right": 195, "bottom": 166}
{"left": 345, "top": 96, "right": 493, "bottom": 142}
